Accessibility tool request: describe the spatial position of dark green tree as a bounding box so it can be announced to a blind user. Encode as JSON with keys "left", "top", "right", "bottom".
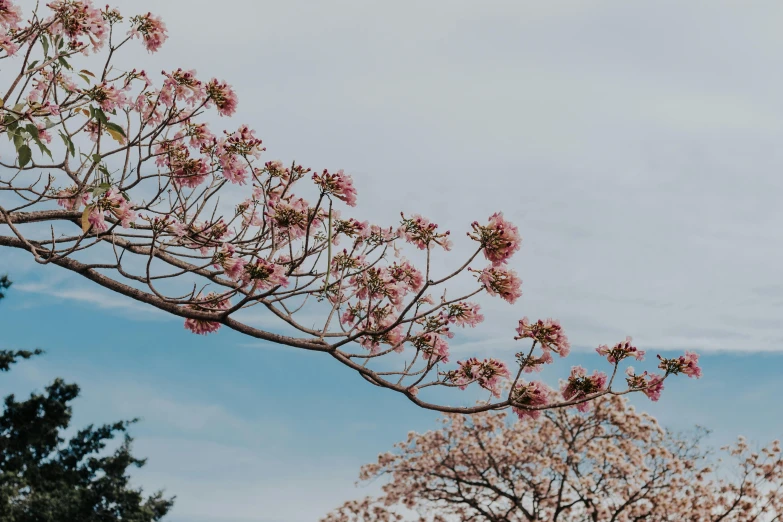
{"left": 0, "top": 275, "right": 174, "bottom": 522}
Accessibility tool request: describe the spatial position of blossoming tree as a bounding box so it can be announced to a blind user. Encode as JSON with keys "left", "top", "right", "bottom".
{"left": 324, "top": 395, "right": 783, "bottom": 521}
{"left": 0, "top": 0, "right": 701, "bottom": 415}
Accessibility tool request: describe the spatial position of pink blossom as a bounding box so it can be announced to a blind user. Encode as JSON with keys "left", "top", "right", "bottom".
{"left": 173, "top": 157, "right": 210, "bottom": 188}
{"left": 515, "top": 317, "right": 570, "bottom": 356}
{"left": 35, "top": 124, "right": 52, "bottom": 144}
{"left": 658, "top": 351, "right": 702, "bottom": 379}
{"left": 265, "top": 197, "right": 315, "bottom": 241}
{"left": 0, "top": 0, "right": 23, "bottom": 29}
{"left": 444, "top": 302, "right": 484, "bottom": 328}
{"left": 184, "top": 292, "right": 231, "bottom": 335}
{"left": 129, "top": 12, "right": 168, "bottom": 53}
{"left": 313, "top": 169, "right": 358, "bottom": 207}
{"left": 511, "top": 380, "right": 551, "bottom": 421}
{"left": 206, "top": 78, "right": 238, "bottom": 117}
{"left": 56, "top": 186, "right": 89, "bottom": 211}
{"left": 333, "top": 217, "right": 370, "bottom": 245}
{"left": 469, "top": 212, "right": 521, "bottom": 266}
{"left": 184, "top": 121, "right": 215, "bottom": 149}
{"left": 678, "top": 351, "right": 702, "bottom": 378}
{"left": 112, "top": 198, "right": 136, "bottom": 228}
{"left": 161, "top": 69, "right": 205, "bottom": 106}
{"left": 596, "top": 336, "right": 645, "bottom": 364}
{"left": 449, "top": 357, "right": 510, "bottom": 397}
{"left": 562, "top": 366, "right": 608, "bottom": 412}
{"left": 477, "top": 265, "right": 522, "bottom": 304}
{"left": 398, "top": 213, "right": 452, "bottom": 251}
{"left": 0, "top": 32, "right": 18, "bottom": 55}
{"left": 242, "top": 258, "right": 289, "bottom": 290}
{"left": 413, "top": 332, "right": 450, "bottom": 363}
{"left": 213, "top": 244, "right": 247, "bottom": 281}
{"left": 386, "top": 259, "right": 424, "bottom": 294}
{"left": 87, "top": 206, "right": 107, "bottom": 232}
{"left": 626, "top": 367, "right": 665, "bottom": 401}
{"left": 47, "top": 0, "right": 107, "bottom": 52}
{"left": 89, "top": 83, "right": 127, "bottom": 112}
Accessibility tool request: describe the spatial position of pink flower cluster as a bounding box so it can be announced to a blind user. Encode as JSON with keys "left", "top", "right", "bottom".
{"left": 0, "top": 0, "right": 22, "bottom": 55}
{"left": 469, "top": 212, "right": 521, "bottom": 266}
{"left": 625, "top": 367, "right": 665, "bottom": 401}
{"left": 129, "top": 12, "right": 168, "bottom": 53}
{"left": 313, "top": 169, "right": 358, "bottom": 207}
{"left": 55, "top": 185, "right": 89, "bottom": 211}
{"left": 47, "top": 0, "right": 107, "bottom": 53}
{"left": 183, "top": 292, "right": 231, "bottom": 335}
{"left": 515, "top": 317, "right": 570, "bottom": 356}
{"left": 561, "top": 366, "right": 608, "bottom": 412}
{"left": 476, "top": 266, "right": 522, "bottom": 304}
{"left": 448, "top": 357, "right": 510, "bottom": 397}
{"left": 442, "top": 302, "right": 484, "bottom": 328}
{"left": 243, "top": 258, "right": 289, "bottom": 290}
{"left": 87, "top": 188, "right": 136, "bottom": 232}
{"left": 0, "top": 0, "right": 22, "bottom": 29}
{"left": 511, "top": 380, "right": 551, "bottom": 420}
{"left": 596, "top": 336, "right": 645, "bottom": 364}
{"left": 161, "top": 69, "right": 206, "bottom": 107}
{"left": 217, "top": 125, "right": 265, "bottom": 184}
{"left": 657, "top": 351, "right": 702, "bottom": 379}
{"left": 206, "top": 79, "right": 238, "bottom": 117}
{"left": 398, "top": 213, "right": 452, "bottom": 251}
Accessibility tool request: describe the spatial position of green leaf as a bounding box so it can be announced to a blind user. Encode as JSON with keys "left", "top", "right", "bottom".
{"left": 12, "top": 132, "right": 24, "bottom": 151}
{"left": 78, "top": 74, "right": 91, "bottom": 85}
{"left": 93, "top": 107, "right": 108, "bottom": 124}
{"left": 17, "top": 145, "right": 31, "bottom": 168}
{"left": 25, "top": 124, "right": 39, "bottom": 140}
{"left": 57, "top": 56, "right": 72, "bottom": 70}
{"left": 91, "top": 154, "right": 101, "bottom": 164}
{"left": 41, "top": 35, "right": 49, "bottom": 57}
{"left": 59, "top": 131, "right": 75, "bottom": 157}
{"left": 103, "top": 121, "right": 126, "bottom": 137}
{"left": 34, "top": 139, "right": 52, "bottom": 160}
{"left": 26, "top": 60, "right": 39, "bottom": 72}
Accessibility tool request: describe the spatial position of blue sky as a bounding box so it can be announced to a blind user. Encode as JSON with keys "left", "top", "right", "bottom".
{"left": 3, "top": 0, "right": 783, "bottom": 520}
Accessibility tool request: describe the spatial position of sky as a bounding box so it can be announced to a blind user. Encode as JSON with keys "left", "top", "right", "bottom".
{"left": 2, "top": 1, "right": 783, "bottom": 521}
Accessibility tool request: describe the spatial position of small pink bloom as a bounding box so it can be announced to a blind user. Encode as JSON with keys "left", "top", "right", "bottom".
{"left": 0, "top": 0, "right": 23, "bottom": 29}
{"left": 511, "top": 380, "right": 551, "bottom": 421}
{"left": 469, "top": 212, "right": 522, "bottom": 266}
{"left": 444, "top": 302, "right": 484, "bottom": 328}
{"left": 515, "top": 317, "right": 570, "bottom": 356}
{"left": 56, "top": 185, "right": 89, "bottom": 211}
{"left": 398, "top": 213, "right": 452, "bottom": 251}
{"left": 161, "top": 69, "right": 205, "bottom": 107}
{"left": 313, "top": 169, "right": 358, "bottom": 207}
{"left": 657, "top": 351, "right": 702, "bottom": 379}
{"left": 206, "top": 78, "right": 238, "bottom": 117}
{"left": 184, "top": 292, "right": 231, "bottom": 335}
{"left": 561, "top": 366, "right": 608, "bottom": 412}
{"left": 449, "top": 357, "right": 510, "bottom": 397}
{"left": 596, "top": 336, "right": 645, "bottom": 364}
{"left": 47, "top": 0, "right": 108, "bottom": 52}
{"left": 129, "top": 12, "right": 168, "bottom": 53}
{"left": 0, "top": 32, "right": 18, "bottom": 55}
{"left": 242, "top": 258, "right": 289, "bottom": 290}
{"left": 477, "top": 266, "right": 522, "bottom": 304}
{"left": 87, "top": 206, "right": 108, "bottom": 232}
